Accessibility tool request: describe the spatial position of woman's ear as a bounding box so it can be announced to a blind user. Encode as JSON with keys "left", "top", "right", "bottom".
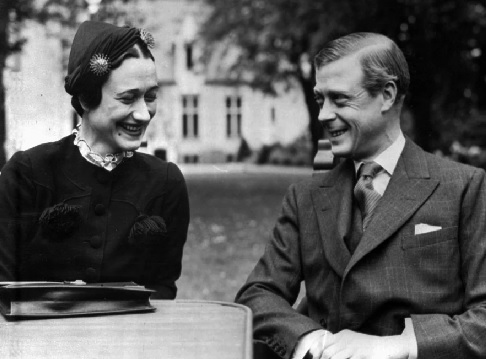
{"left": 78, "top": 96, "right": 90, "bottom": 112}
{"left": 381, "top": 81, "right": 398, "bottom": 112}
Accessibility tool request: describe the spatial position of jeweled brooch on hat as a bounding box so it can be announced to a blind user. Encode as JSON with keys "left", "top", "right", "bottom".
{"left": 89, "top": 53, "right": 110, "bottom": 76}
{"left": 139, "top": 28, "right": 155, "bottom": 49}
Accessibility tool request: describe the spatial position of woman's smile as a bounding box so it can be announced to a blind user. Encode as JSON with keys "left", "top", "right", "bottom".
{"left": 118, "top": 122, "right": 145, "bottom": 136}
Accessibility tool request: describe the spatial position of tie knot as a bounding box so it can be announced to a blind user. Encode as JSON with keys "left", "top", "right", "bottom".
{"left": 358, "top": 161, "right": 383, "bottom": 179}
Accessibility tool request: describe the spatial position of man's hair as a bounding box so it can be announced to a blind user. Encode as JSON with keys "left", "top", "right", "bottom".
{"left": 72, "top": 40, "right": 155, "bottom": 116}
{"left": 314, "top": 32, "right": 410, "bottom": 99}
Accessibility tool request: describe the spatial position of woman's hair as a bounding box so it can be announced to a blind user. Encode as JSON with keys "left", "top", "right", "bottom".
{"left": 314, "top": 32, "right": 410, "bottom": 99}
{"left": 72, "top": 39, "right": 154, "bottom": 117}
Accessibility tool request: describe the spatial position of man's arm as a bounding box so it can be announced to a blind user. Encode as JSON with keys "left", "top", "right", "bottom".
{"left": 407, "top": 167, "right": 486, "bottom": 358}
{"left": 235, "top": 183, "right": 322, "bottom": 359}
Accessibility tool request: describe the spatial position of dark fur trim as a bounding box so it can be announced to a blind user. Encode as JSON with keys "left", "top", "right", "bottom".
{"left": 128, "top": 215, "right": 167, "bottom": 246}
{"left": 39, "top": 203, "right": 82, "bottom": 240}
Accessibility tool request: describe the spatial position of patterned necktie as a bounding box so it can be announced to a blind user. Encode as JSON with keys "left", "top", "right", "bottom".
{"left": 354, "top": 161, "right": 383, "bottom": 230}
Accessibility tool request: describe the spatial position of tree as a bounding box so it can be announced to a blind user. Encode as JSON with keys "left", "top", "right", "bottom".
{"left": 201, "top": 0, "right": 486, "bottom": 155}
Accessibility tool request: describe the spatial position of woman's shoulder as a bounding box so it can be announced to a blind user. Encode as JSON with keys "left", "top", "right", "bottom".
{"left": 133, "top": 152, "right": 185, "bottom": 182}
{"left": 9, "top": 136, "right": 71, "bottom": 169}
{"left": 16, "top": 135, "right": 73, "bottom": 163}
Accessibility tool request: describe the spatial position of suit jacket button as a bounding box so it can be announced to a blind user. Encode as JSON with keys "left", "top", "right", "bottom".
{"left": 319, "top": 318, "right": 327, "bottom": 327}
{"left": 90, "top": 236, "right": 103, "bottom": 249}
{"left": 85, "top": 267, "right": 97, "bottom": 282}
{"left": 94, "top": 204, "right": 105, "bottom": 215}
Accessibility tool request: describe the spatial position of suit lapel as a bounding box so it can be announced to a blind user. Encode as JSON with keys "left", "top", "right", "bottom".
{"left": 345, "top": 140, "right": 439, "bottom": 276}
{"left": 311, "top": 160, "right": 355, "bottom": 276}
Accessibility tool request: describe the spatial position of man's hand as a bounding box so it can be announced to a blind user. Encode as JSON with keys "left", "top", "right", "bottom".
{"left": 292, "top": 328, "right": 412, "bottom": 359}
{"left": 291, "top": 329, "right": 329, "bottom": 359}
{"left": 322, "top": 329, "right": 410, "bottom": 359}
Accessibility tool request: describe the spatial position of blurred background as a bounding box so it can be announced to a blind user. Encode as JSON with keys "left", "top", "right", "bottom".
{"left": 1, "top": 0, "right": 486, "bottom": 301}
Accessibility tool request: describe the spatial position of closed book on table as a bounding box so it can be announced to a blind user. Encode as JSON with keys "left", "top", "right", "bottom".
{"left": 0, "top": 281, "right": 155, "bottom": 319}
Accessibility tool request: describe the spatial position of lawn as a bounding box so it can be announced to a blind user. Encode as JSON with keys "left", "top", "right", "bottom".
{"left": 177, "top": 167, "right": 311, "bottom": 302}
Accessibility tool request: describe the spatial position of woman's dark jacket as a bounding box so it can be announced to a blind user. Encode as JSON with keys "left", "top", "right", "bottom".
{"left": 0, "top": 135, "right": 189, "bottom": 299}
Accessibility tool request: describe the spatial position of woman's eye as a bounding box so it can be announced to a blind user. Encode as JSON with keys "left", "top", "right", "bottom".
{"left": 119, "top": 96, "right": 135, "bottom": 104}
{"left": 145, "top": 95, "right": 157, "bottom": 103}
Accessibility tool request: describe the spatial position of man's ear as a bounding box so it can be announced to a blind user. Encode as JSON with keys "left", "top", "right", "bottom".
{"left": 381, "top": 81, "right": 398, "bottom": 112}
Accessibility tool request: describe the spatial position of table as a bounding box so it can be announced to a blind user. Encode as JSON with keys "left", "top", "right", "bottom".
{"left": 0, "top": 300, "right": 253, "bottom": 359}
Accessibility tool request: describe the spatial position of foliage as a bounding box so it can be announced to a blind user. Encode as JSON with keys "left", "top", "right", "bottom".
{"left": 236, "top": 137, "right": 252, "bottom": 162}
{"left": 256, "top": 132, "right": 313, "bottom": 167}
{"left": 202, "top": 0, "right": 486, "bottom": 154}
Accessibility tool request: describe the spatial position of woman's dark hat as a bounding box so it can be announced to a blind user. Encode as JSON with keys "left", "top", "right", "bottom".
{"left": 64, "top": 21, "right": 155, "bottom": 96}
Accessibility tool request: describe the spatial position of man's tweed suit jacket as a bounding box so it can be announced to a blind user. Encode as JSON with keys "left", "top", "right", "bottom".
{"left": 236, "top": 139, "right": 486, "bottom": 359}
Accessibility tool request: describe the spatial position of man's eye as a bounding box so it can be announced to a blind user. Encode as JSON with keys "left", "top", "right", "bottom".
{"left": 333, "top": 96, "right": 348, "bottom": 106}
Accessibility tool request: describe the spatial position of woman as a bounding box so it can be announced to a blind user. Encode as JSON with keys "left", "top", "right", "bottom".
{"left": 0, "top": 21, "right": 189, "bottom": 299}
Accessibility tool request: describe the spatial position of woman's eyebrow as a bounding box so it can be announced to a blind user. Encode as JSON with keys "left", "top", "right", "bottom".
{"left": 116, "top": 85, "right": 159, "bottom": 96}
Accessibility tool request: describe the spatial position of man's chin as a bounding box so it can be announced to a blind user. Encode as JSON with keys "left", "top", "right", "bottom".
{"left": 330, "top": 145, "right": 352, "bottom": 159}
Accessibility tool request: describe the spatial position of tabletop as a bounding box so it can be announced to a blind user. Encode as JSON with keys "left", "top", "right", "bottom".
{"left": 0, "top": 299, "right": 253, "bottom": 359}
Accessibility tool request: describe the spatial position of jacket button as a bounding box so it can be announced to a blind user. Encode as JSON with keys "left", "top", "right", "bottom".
{"left": 90, "top": 236, "right": 103, "bottom": 249}
{"left": 85, "top": 267, "right": 97, "bottom": 282}
{"left": 94, "top": 204, "right": 105, "bottom": 215}
{"left": 319, "top": 318, "right": 327, "bottom": 327}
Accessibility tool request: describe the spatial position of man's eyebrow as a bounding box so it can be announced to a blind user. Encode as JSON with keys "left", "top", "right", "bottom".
{"left": 328, "top": 89, "right": 351, "bottom": 97}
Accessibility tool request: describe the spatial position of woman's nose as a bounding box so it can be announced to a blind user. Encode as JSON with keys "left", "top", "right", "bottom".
{"left": 132, "top": 100, "right": 152, "bottom": 122}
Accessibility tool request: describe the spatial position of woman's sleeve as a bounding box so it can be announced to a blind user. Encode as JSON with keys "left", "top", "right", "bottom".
{"left": 0, "top": 152, "right": 37, "bottom": 281}
{"left": 144, "top": 162, "right": 190, "bottom": 299}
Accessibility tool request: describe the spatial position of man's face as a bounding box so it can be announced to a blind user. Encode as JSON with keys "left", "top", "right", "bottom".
{"left": 83, "top": 55, "right": 158, "bottom": 155}
{"left": 314, "top": 54, "right": 395, "bottom": 161}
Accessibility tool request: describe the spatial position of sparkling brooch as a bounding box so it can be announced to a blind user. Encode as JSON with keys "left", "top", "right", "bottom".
{"left": 89, "top": 53, "right": 110, "bottom": 76}
{"left": 139, "top": 28, "right": 155, "bottom": 49}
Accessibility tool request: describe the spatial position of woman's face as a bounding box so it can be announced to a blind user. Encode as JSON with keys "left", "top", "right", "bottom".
{"left": 82, "top": 55, "right": 158, "bottom": 155}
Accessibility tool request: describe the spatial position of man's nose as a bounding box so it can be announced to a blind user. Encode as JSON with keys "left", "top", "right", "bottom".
{"left": 318, "top": 102, "right": 336, "bottom": 123}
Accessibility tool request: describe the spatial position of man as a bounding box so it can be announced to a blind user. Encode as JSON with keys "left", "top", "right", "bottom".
{"left": 235, "top": 32, "right": 486, "bottom": 359}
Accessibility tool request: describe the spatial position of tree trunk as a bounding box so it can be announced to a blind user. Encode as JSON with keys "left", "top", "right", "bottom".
{"left": 0, "top": 0, "right": 9, "bottom": 169}
{"left": 298, "top": 73, "right": 322, "bottom": 158}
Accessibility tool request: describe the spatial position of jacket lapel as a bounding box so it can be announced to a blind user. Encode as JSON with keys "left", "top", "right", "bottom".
{"left": 345, "top": 140, "right": 439, "bottom": 275}
{"left": 311, "top": 160, "right": 355, "bottom": 276}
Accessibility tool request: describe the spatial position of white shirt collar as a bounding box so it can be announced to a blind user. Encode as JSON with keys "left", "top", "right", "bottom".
{"left": 354, "top": 132, "right": 406, "bottom": 176}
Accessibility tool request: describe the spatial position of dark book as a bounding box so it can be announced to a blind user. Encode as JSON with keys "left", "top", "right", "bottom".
{"left": 0, "top": 281, "right": 156, "bottom": 319}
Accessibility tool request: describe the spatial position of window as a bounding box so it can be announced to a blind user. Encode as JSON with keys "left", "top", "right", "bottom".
{"left": 226, "top": 96, "right": 242, "bottom": 138}
{"left": 271, "top": 107, "right": 276, "bottom": 123}
{"left": 183, "top": 155, "right": 199, "bottom": 163}
{"left": 182, "top": 95, "right": 199, "bottom": 138}
{"left": 185, "top": 43, "right": 194, "bottom": 70}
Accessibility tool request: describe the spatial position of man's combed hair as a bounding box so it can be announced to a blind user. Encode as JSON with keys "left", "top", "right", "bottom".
{"left": 314, "top": 33, "right": 410, "bottom": 99}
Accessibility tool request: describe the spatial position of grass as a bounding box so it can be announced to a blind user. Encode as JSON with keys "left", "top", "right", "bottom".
{"left": 177, "top": 168, "right": 311, "bottom": 302}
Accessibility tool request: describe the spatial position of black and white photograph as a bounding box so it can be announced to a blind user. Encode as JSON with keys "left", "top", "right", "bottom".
{"left": 1, "top": 0, "right": 486, "bottom": 358}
